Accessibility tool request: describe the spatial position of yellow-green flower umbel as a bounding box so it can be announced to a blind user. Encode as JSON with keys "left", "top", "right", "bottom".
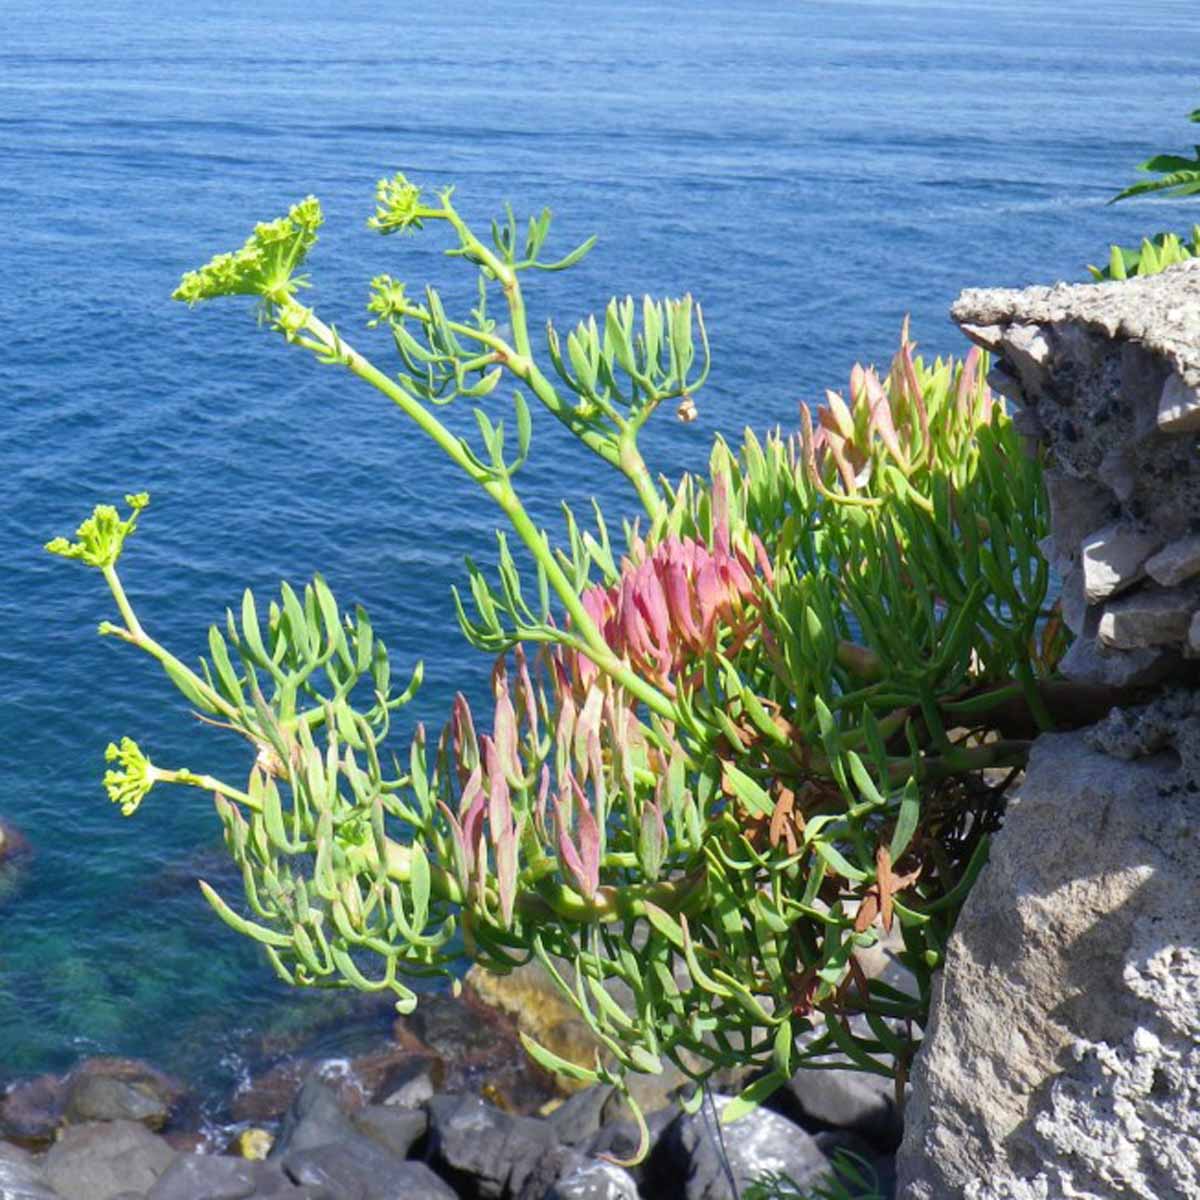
{"left": 103, "top": 737, "right": 157, "bottom": 816}
{"left": 45, "top": 493, "right": 149, "bottom": 570}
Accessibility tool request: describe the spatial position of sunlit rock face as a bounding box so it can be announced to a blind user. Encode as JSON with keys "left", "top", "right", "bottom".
{"left": 896, "top": 263, "right": 1200, "bottom": 1199}
{"left": 895, "top": 732, "right": 1199, "bottom": 1200}
{"left": 955, "top": 259, "right": 1200, "bottom": 685}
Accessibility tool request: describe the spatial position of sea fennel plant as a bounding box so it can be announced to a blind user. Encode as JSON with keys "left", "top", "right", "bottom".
{"left": 49, "top": 176, "right": 1067, "bottom": 1160}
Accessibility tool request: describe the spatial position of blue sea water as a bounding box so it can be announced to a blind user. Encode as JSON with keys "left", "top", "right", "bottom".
{"left": 1, "top": 0, "right": 1198, "bottom": 1108}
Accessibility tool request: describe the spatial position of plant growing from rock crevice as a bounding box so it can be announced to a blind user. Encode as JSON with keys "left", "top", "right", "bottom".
{"left": 50, "top": 177, "right": 1096, "bottom": 1160}
{"left": 1090, "top": 105, "right": 1200, "bottom": 279}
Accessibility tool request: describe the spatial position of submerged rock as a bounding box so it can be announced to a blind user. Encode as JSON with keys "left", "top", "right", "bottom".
{"left": 0, "top": 1072, "right": 69, "bottom": 1148}
{"left": 62, "top": 1057, "right": 184, "bottom": 1131}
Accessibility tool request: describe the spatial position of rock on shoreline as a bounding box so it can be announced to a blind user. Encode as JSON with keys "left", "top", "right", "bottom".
{"left": 0, "top": 989, "right": 901, "bottom": 1199}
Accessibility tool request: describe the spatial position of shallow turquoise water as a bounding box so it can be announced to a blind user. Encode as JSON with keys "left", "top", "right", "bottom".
{"left": 1, "top": 0, "right": 1197, "bottom": 1106}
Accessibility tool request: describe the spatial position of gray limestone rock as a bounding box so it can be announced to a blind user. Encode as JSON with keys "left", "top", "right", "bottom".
{"left": 895, "top": 732, "right": 1200, "bottom": 1200}
{"left": 1080, "top": 523, "right": 1162, "bottom": 603}
{"left": 1158, "top": 371, "right": 1200, "bottom": 433}
{"left": 1002, "top": 323, "right": 1052, "bottom": 392}
{"left": 1146, "top": 534, "right": 1200, "bottom": 588}
{"left": 1057, "top": 635, "right": 1178, "bottom": 689}
{"left": 953, "top": 261, "right": 1200, "bottom": 389}
{"left": 1041, "top": 472, "right": 1113, "bottom": 574}
{"left": 954, "top": 261, "right": 1200, "bottom": 546}
{"left": 1097, "top": 583, "right": 1199, "bottom": 649}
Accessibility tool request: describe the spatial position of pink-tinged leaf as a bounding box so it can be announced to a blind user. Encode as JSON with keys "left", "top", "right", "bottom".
{"left": 575, "top": 686, "right": 604, "bottom": 779}
{"left": 849, "top": 362, "right": 868, "bottom": 410}
{"left": 576, "top": 795, "right": 601, "bottom": 898}
{"left": 438, "top": 800, "right": 471, "bottom": 893}
{"left": 492, "top": 677, "right": 521, "bottom": 786}
{"left": 452, "top": 692, "right": 479, "bottom": 781}
{"left": 474, "top": 831, "right": 489, "bottom": 910}
{"left": 751, "top": 533, "right": 776, "bottom": 589}
{"left": 817, "top": 415, "right": 859, "bottom": 493}
{"left": 619, "top": 576, "right": 651, "bottom": 659}
{"left": 979, "top": 379, "right": 995, "bottom": 425}
{"left": 487, "top": 755, "right": 512, "bottom": 848}
{"left": 548, "top": 645, "right": 570, "bottom": 692}
{"left": 823, "top": 389, "right": 856, "bottom": 441}
{"left": 460, "top": 768, "right": 486, "bottom": 874}
{"left": 575, "top": 649, "right": 600, "bottom": 690}
{"left": 800, "top": 403, "right": 824, "bottom": 488}
{"left": 695, "top": 557, "right": 723, "bottom": 639}
{"left": 903, "top": 350, "right": 931, "bottom": 456}
{"left": 866, "top": 369, "right": 909, "bottom": 471}
{"left": 553, "top": 794, "right": 596, "bottom": 898}
{"left": 711, "top": 468, "right": 731, "bottom": 558}
{"left": 663, "top": 555, "right": 702, "bottom": 646}
{"left": 581, "top": 584, "right": 609, "bottom": 629}
{"left": 535, "top": 765, "right": 552, "bottom": 843}
{"left": 554, "top": 689, "right": 577, "bottom": 782}
{"left": 459, "top": 763, "right": 483, "bottom": 819}
{"left": 495, "top": 813, "right": 523, "bottom": 929}
{"left": 956, "top": 345, "right": 981, "bottom": 423}
{"left": 513, "top": 645, "right": 539, "bottom": 739}
{"left": 723, "top": 552, "right": 754, "bottom": 603}
{"left": 636, "top": 563, "right": 671, "bottom": 649}
{"left": 587, "top": 726, "right": 607, "bottom": 854}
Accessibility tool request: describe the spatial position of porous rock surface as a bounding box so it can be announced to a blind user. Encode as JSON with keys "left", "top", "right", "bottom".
{"left": 896, "top": 263, "right": 1200, "bottom": 1199}
{"left": 895, "top": 732, "right": 1200, "bottom": 1199}
{"left": 954, "top": 259, "right": 1200, "bottom": 687}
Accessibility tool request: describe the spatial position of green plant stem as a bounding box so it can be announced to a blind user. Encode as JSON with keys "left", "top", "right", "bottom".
{"left": 100, "top": 564, "right": 239, "bottom": 723}
{"left": 294, "top": 305, "right": 680, "bottom": 726}
{"left": 157, "top": 767, "right": 256, "bottom": 807}
{"left": 441, "top": 202, "right": 665, "bottom": 520}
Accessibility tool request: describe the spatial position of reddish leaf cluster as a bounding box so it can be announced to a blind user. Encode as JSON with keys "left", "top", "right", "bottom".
{"left": 571, "top": 475, "right": 771, "bottom": 692}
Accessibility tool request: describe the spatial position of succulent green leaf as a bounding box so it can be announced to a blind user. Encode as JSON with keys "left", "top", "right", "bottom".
{"left": 518, "top": 1033, "right": 601, "bottom": 1084}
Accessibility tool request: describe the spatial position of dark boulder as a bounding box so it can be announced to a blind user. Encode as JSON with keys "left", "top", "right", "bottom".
{"left": 782, "top": 1066, "right": 903, "bottom": 1150}
{"left": 425, "top": 1093, "right": 578, "bottom": 1200}
{"left": 270, "top": 1077, "right": 358, "bottom": 1160}
{"left": 145, "top": 1151, "right": 295, "bottom": 1199}
{"left": 284, "top": 1141, "right": 456, "bottom": 1200}
{"left": 348, "top": 1104, "right": 427, "bottom": 1160}
{"left": 42, "top": 1119, "right": 177, "bottom": 1200}
{"left": 646, "top": 1093, "right": 831, "bottom": 1200}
